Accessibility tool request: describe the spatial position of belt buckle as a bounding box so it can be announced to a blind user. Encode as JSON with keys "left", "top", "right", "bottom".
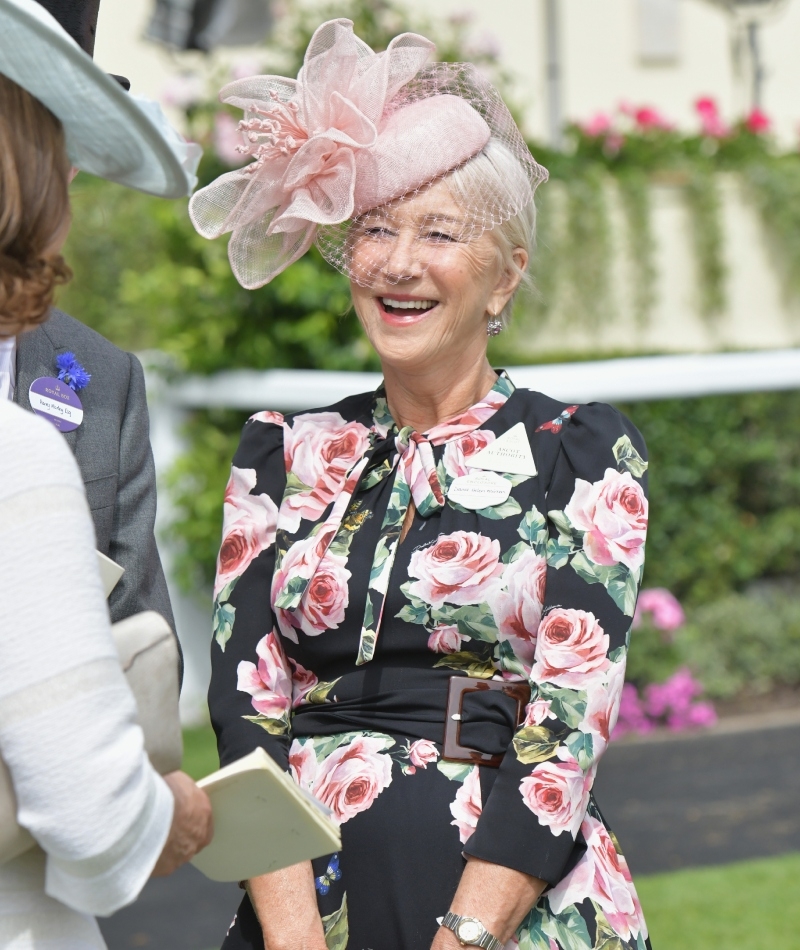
{"left": 443, "top": 675, "right": 530, "bottom": 768}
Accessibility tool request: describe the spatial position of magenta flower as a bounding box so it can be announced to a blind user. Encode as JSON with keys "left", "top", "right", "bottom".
{"left": 644, "top": 668, "right": 718, "bottom": 732}
{"left": 695, "top": 97, "right": 729, "bottom": 138}
{"left": 633, "top": 588, "right": 685, "bottom": 631}
{"left": 612, "top": 683, "right": 653, "bottom": 739}
{"left": 634, "top": 106, "right": 673, "bottom": 131}
{"left": 745, "top": 108, "right": 771, "bottom": 134}
{"left": 582, "top": 112, "right": 613, "bottom": 137}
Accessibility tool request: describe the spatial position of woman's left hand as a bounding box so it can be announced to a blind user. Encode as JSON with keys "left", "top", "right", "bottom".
{"left": 429, "top": 855, "right": 547, "bottom": 950}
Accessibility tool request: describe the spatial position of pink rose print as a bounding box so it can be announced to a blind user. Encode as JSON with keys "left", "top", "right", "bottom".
{"left": 548, "top": 815, "right": 646, "bottom": 942}
{"left": 428, "top": 388, "right": 508, "bottom": 444}
{"left": 564, "top": 468, "right": 648, "bottom": 572}
{"left": 582, "top": 659, "right": 626, "bottom": 754}
{"left": 236, "top": 630, "right": 291, "bottom": 720}
{"left": 289, "top": 741, "right": 318, "bottom": 792}
{"left": 427, "top": 624, "right": 463, "bottom": 654}
{"left": 519, "top": 751, "right": 594, "bottom": 838}
{"left": 408, "top": 739, "right": 439, "bottom": 769}
{"left": 311, "top": 735, "right": 393, "bottom": 825}
{"left": 449, "top": 765, "right": 482, "bottom": 844}
{"left": 532, "top": 608, "right": 609, "bottom": 688}
{"left": 289, "top": 657, "right": 319, "bottom": 708}
{"left": 490, "top": 550, "right": 547, "bottom": 666}
{"left": 282, "top": 412, "right": 371, "bottom": 531}
{"left": 249, "top": 410, "right": 285, "bottom": 425}
{"left": 271, "top": 527, "right": 351, "bottom": 640}
{"left": 523, "top": 698, "right": 555, "bottom": 728}
{"left": 215, "top": 466, "right": 278, "bottom": 598}
{"left": 408, "top": 531, "right": 503, "bottom": 608}
{"left": 442, "top": 429, "right": 496, "bottom": 479}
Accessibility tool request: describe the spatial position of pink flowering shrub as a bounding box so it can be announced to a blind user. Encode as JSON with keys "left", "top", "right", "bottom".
{"left": 614, "top": 669, "right": 717, "bottom": 738}
{"left": 695, "top": 97, "right": 729, "bottom": 139}
{"left": 633, "top": 588, "right": 685, "bottom": 632}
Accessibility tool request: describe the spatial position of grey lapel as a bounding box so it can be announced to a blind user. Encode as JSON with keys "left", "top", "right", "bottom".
{"left": 16, "top": 320, "right": 78, "bottom": 451}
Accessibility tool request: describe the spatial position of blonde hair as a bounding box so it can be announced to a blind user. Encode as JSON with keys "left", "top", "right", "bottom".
{"left": 0, "top": 74, "right": 72, "bottom": 337}
{"left": 446, "top": 139, "right": 537, "bottom": 325}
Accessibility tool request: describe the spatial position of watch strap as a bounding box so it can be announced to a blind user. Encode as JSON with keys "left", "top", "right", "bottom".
{"left": 441, "top": 911, "right": 504, "bottom": 950}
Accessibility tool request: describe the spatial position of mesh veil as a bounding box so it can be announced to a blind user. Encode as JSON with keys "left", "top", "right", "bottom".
{"left": 188, "top": 19, "right": 549, "bottom": 290}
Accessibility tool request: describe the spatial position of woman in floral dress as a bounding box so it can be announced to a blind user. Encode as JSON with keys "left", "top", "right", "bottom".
{"left": 194, "top": 19, "right": 652, "bottom": 950}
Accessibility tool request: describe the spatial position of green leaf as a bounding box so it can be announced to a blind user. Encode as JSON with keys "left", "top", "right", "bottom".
{"left": 322, "top": 893, "right": 349, "bottom": 950}
{"left": 613, "top": 434, "right": 649, "bottom": 478}
{"left": 284, "top": 470, "right": 311, "bottom": 497}
{"left": 518, "top": 506, "right": 549, "bottom": 552}
{"left": 447, "top": 604, "right": 498, "bottom": 643}
{"left": 216, "top": 577, "right": 237, "bottom": 604}
{"left": 606, "top": 567, "right": 639, "bottom": 618}
{"left": 608, "top": 646, "right": 627, "bottom": 664}
{"left": 274, "top": 574, "right": 307, "bottom": 610}
{"left": 478, "top": 496, "right": 523, "bottom": 520}
{"left": 517, "top": 907, "right": 556, "bottom": 950}
{"left": 396, "top": 602, "right": 430, "bottom": 626}
{"left": 242, "top": 714, "right": 289, "bottom": 735}
{"left": 571, "top": 553, "right": 639, "bottom": 618}
{"left": 546, "top": 536, "right": 574, "bottom": 569}
{"left": 213, "top": 601, "right": 236, "bottom": 651}
{"left": 548, "top": 508, "right": 577, "bottom": 540}
{"left": 566, "top": 730, "right": 595, "bottom": 770}
{"left": 541, "top": 904, "right": 593, "bottom": 950}
{"left": 571, "top": 550, "right": 609, "bottom": 585}
{"left": 495, "top": 639, "right": 527, "bottom": 676}
{"left": 513, "top": 725, "right": 561, "bottom": 764}
{"left": 503, "top": 540, "right": 529, "bottom": 564}
{"left": 433, "top": 651, "right": 496, "bottom": 678}
{"left": 305, "top": 678, "right": 340, "bottom": 705}
{"left": 593, "top": 908, "right": 626, "bottom": 950}
{"left": 537, "top": 683, "right": 588, "bottom": 729}
{"left": 437, "top": 760, "right": 474, "bottom": 783}
{"left": 399, "top": 581, "right": 429, "bottom": 613}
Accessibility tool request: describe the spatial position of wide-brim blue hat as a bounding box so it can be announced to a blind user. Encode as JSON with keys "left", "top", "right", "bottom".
{"left": 0, "top": 0, "right": 201, "bottom": 198}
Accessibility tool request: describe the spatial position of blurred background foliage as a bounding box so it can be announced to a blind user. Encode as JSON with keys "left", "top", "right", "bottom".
{"left": 60, "top": 0, "right": 800, "bottom": 654}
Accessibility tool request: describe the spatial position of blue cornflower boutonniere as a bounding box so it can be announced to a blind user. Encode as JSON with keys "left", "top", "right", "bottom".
{"left": 55, "top": 352, "right": 91, "bottom": 392}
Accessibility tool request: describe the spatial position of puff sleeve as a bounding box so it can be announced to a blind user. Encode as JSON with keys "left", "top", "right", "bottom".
{"left": 463, "top": 403, "right": 649, "bottom": 884}
{"left": 207, "top": 413, "right": 292, "bottom": 771}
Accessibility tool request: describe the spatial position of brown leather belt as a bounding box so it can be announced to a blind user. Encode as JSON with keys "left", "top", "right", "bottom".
{"left": 442, "top": 675, "right": 530, "bottom": 768}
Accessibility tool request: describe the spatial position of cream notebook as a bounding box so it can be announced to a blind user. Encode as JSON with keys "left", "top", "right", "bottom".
{"left": 191, "top": 747, "right": 341, "bottom": 882}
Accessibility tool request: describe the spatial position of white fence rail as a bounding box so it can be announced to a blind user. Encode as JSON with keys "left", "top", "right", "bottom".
{"left": 145, "top": 348, "right": 800, "bottom": 723}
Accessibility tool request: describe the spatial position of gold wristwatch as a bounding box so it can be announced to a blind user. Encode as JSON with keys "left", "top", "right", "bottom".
{"left": 440, "top": 912, "right": 503, "bottom": 950}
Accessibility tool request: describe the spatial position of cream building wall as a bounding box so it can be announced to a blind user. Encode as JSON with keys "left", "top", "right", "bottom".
{"left": 95, "top": 0, "right": 800, "bottom": 142}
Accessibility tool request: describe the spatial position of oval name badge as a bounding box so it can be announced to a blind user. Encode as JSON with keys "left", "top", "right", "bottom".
{"left": 29, "top": 377, "right": 83, "bottom": 432}
{"left": 447, "top": 470, "right": 511, "bottom": 510}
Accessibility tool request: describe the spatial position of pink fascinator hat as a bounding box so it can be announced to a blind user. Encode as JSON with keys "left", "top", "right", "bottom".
{"left": 189, "top": 18, "right": 548, "bottom": 289}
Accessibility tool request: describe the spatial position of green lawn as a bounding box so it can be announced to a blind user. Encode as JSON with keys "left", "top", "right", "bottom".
{"left": 181, "top": 724, "right": 219, "bottom": 780}
{"left": 181, "top": 729, "right": 799, "bottom": 948}
{"left": 638, "top": 852, "right": 800, "bottom": 949}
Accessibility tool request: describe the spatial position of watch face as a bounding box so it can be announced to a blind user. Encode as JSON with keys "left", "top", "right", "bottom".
{"left": 456, "top": 919, "right": 484, "bottom": 944}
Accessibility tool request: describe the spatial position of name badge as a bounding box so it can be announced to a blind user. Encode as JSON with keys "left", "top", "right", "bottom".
{"left": 29, "top": 377, "right": 83, "bottom": 432}
{"left": 468, "top": 422, "right": 537, "bottom": 477}
{"left": 448, "top": 470, "right": 511, "bottom": 510}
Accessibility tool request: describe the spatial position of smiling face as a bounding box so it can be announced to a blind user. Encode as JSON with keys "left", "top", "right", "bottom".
{"left": 348, "top": 178, "right": 525, "bottom": 377}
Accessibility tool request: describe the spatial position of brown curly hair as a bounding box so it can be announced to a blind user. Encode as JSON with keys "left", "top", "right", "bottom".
{"left": 0, "top": 73, "right": 73, "bottom": 337}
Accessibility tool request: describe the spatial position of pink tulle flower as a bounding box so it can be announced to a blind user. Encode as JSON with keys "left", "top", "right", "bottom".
{"left": 633, "top": 588, "right": 685, "bottom": 632}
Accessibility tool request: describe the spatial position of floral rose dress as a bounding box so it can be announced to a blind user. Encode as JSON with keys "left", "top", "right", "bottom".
{"left": 209, "top": 373, "right": 652, "bottom": 950}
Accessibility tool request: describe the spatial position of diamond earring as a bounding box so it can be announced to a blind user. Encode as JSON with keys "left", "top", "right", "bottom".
{"left": 486, "top": 311, "right": 503, "bottom": 336}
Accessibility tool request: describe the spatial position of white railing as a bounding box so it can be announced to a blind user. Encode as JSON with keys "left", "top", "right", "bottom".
{"left": 144, "top": 348, "right": 800, "bottom": 723}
